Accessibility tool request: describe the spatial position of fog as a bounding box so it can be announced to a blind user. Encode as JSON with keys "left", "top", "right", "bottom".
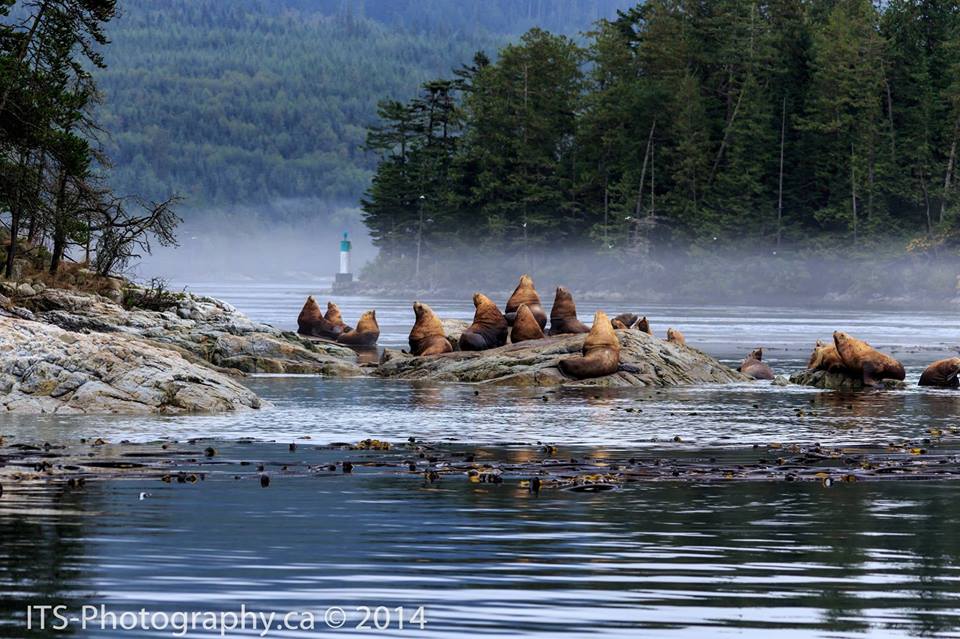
{"left": 135, "top": 210, "right": 960, "bottom": 308}
{"left": 135, "top": 200, "right": 376, "bottom": 284}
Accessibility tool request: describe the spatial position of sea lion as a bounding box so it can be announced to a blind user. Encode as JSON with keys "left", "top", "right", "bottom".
{"left": 919, "top": 357, "right": 960, "bottom": 388}
{"left": 336, "top": 310, "right": 379, "bottom": 346}
{"left": 611, "top": 313, "right": 638, "bottom": 330}
{"left": 409, "top": 302, "right": 453, "bottom": 356}
{"left": 611, "top": 318, "right": 630, "bottom": 330}
{"left": 548, "top": 287, "right": 590, "bottom": 335}
{"left": 558, "top": 310, "right": 621, "bottom": 379}
{"left": 666, "top": 327, "right": 685, "bottom": 345}
{"left": 504, "top": 274, "right": 547, "bottom": 329}
{"left": 325, "top": 302, "right": 352, "bottom": 333}
{"left": 635, "top": 316, "right": 652, "bottom": 335}
{"left": 738, "top": 347, "right": 775, "bottom": 380}
{"left": 459, "top": 293, "right": 509, "bottom": 351}
{"left": 510, "top": 303, "right": 546, "bottom": 343}
{"left": 807, "top": 339, "right": 845, "bottom": 373}
{"left": 833, "top": 331, "right": 906, "bottom": 386}
{"left": 297, "top": 296, "right": 343, "bottom": 339}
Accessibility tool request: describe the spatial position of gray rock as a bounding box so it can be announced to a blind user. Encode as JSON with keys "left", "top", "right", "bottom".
{"left": 440, "top": 318, "right": 470, "bottom": 350}
{"left": 375, "top": 329, "right": 747, "bottom": 387}
{"left": 789, "top": 369, "right": 908, "bottom": 390}
{"left": 0, "top": 317, "right": 263, "bottom": 414}
{"left": 17, "top": 287, "right": 361, "bottom": 376}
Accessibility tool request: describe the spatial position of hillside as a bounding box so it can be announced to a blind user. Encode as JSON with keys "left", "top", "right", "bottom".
{"left": 97, "top": 0, "right": 629, "bottom": 206}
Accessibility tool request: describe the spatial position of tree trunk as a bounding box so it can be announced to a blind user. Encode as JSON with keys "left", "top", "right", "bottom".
{"left": 4, "top": 152, "right": 28, "bottom": 279}
{"left": 708, "top": 83, "right": 745, "bottom": 185}
{"left": 634, "top": 119, "right": 656, "bottom": 217}
{"left": 920, "top": 169, "right": 932, "bottom": 237}
{"left": 777, "top": 96, "right": 786, "bottom": 249}
{"left": 942, "top": 113, "right": 960, "bottom": 224}
{"left": 850, "top": 143, "right": 858, "bottom": 244}
{"left": 49, "top": 171, "right": 68, "bottom": 276}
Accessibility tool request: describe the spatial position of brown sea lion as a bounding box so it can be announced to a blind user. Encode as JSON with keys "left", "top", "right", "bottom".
{"left": 833, "top": 331, "right": 906, "bottom": 386}
{"left": 504, "top": 274, "right": 547, "bottom": 329}
{"left": 297, "top": 296, "right": 343, "bottom": 339}
{"left": 459, "top": 293, "right": 509, "bottom": 351}
{"left": 409, "top": 302, "right": 453, "bottom": 356}
{"left": 611, "top": 318, "right": 629, "bottom": 330}
{"left": 635, "top": 316, "right": 652, "bottom": 335}
{"left": 325, "top": 302, "right": 352, "bottom": 332}
{"left": 548, "top": 287, "right": 590, "bottom": 335}
{"left": 666, "top": 327, "right": 685, "bottom": 345}
{"left": 337, "top": 310, "right": 379, "bottom": 346}
{"left": 510, "top": 303, "right": 546, "bottom": 343}
{"left": 807, "top": 339, "right": 845, "bottom": 373}
{"left": 919, "top": 357, "right": 960, "bottom": 388}
{"left": 559, "top": 310, "right": 621, "bottom": 379}
{"left": 738, "top": 347, "right": 775, "bottom": 380}
{"left": 611, "top": 313, "right": 638, "bottom": 330}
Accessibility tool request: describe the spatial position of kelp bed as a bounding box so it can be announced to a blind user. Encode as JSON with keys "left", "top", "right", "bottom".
{"left": 2, "top": 432, "right": 960, "bottom": 496}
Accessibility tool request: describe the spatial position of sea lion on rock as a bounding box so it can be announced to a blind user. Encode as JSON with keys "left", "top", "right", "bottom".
{"left": 635, "top": 316, "right": 652, "bottom": 335}
{"left": 325, "top": 302, "right": 352, "bottom": 332}
{"left": 337, "top": 310, "right": 379, "bottom": 346}
{"left": 833, "top": 331, "right": 905, "bottom": 386}
{"left": 919, "top": 357, "right": 960, "bottom": 388}
{"left": 297, "top": 296, "right": 343, "bottom": 339}
{"left": 738, "top": 347, "right": 775, "bottom": 380}
{"left": 807, "top": 339, "right": 845, "bottom": 373}
{"left": 611, "top": 313, "right": 638, "bottom": 330}
{"left": 667, "top": 328, "right": 685, "bottom": 345}
{"left": 459, "top": 293, "right": 509, "bottom": 351}
{"left": 548, "top": 287, "right": 590, "bottom": 335}
{"left": 558, "top": 310, "right": 621, "bottom": 379}
{"left": 510, "top": 303, "right": 545, "bottom": 343}
{"left": 504, "top": 274, "right": 547, "bottom": 329}
{"left": 409, "top": 302, "right": 453, "bottom": 356}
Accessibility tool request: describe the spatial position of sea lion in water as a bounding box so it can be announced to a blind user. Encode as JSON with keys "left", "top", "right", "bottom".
{"left": 459, "top": 293, "right": 509, "bottom": 351}
{"left": 325, "top": 302, "right": 352, "bottom": 333}
{"left": 559, "top": 310, "right": 621, "bottom": 379}
{"left": 336, "top": 310, "right": 379, "bottom": 346}
{"left": 807, "top": 339, "right": 845, "bottom": 373}
{"left": 548, "top": 287, "right": 590, "bottom": 335}
{"left": 409, "top": 302, "right": 453, "bottom": 356}
{"left": 738, "top": 347, "right": 775, "bottom": 380}
{"left": 504, "top": 274, "right": 547, "bottom": 329}
{"left": 666, "top": 328, "right": 685, "bottom": 345}
{"left": 919, "top": 357, "right": 960, "bottom": 388}
{"left": 297, "top": 296, "right": 343, "bottom": 339}
{"left": 510, "top": 303, "right": 545, "bottom": 343}
{"left": 833, "top": 331, "right": 905, "bottom": 386}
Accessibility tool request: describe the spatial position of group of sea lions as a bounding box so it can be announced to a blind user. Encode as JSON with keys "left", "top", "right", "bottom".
{"left": 297, "top": 278, "right": 960, "bottom": 388}
{"left": 296, "top": 296, "right": 380, "bottom": 346}
{"left": 803, "top": 330, "right": 960, "bottom": 388}
{"left": 406, "top": 275, "right": 689, "bottom": 380}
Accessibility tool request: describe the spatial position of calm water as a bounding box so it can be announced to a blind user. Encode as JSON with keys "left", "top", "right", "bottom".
{"left": 4, "top": 283, "right": 960, "bottom": 638}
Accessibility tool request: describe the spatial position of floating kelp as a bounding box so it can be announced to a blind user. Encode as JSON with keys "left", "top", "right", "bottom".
{"left": 2, "top": 435, "right": 960, "bottom": 498}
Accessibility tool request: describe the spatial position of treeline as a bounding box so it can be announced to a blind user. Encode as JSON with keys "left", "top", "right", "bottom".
{"left": 361, "top": 0, "right": 960, "bottom": 280}
{"left": 0, "top": 0, "right": 178, "bottom": 279}
{"left": 94, "top": 0, "right": 626, "bottom": 205}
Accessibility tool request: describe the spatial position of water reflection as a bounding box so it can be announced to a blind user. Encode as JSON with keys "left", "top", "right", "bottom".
{"left": 3, "top": 470, "right": 960, "bottom": 637}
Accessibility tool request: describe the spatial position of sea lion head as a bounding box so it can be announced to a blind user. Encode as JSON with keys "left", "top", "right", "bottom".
{"left": 355, "top": 309, "right": 378, "bottom": 332}
{"left": 636, "top": 316, "right": 651, "bottom": 334}
{"left": 748, "top": 347, "right": 763, "bottom": 361}
{"left": 413, "top": 301, "right": 428, "bottom": 319}
{"left": 325, "top": 301, "right": 344, "bottom": 325}
{"left": 584, "top": 310, "right": 619, "bottom": 353}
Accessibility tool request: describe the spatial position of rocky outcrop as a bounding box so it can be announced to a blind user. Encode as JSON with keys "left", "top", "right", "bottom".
{"left": 375, "top": 329, "right": 747, "bottom": 387}
{"left": 789, "top": 369, "right": 908, "bottom": 390}
{"left": 6, "top": 287, "right": 361, "bottom": 376}
{"left": 0, "top": 317, "right": 263, "bottom": 414}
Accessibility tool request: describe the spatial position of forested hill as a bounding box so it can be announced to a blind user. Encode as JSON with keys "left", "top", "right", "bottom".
{"left": 97, "top": 0, "right": 629, "bottom": 206}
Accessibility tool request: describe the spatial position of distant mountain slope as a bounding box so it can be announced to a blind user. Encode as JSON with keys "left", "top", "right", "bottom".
{"left": 97, "top": 0, "right": 630, "bottom": 206}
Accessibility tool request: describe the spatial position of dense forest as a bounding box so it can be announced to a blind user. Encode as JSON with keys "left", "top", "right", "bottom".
{"left": 95, "top": 0, "right": 628, "bottom": 204}
{"left": 361, "top": 0, "right": 960, "bottom": 293}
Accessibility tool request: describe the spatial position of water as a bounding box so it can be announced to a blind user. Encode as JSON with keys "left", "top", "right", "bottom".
{"left": 4, "top": 283, "right": 960, "bottom": 638}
